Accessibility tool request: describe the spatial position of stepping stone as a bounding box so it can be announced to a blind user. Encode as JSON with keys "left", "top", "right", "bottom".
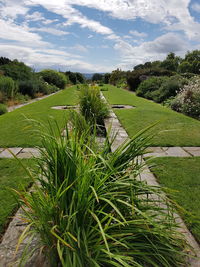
{"left": 17, "top": 148, "right": 41, "bottom": 158}
{"left": 165, "top": 147, "right": 191, "bottom": 157}
{"left": 183, "top": 147, "right": 200, "bottom": 157}
{"left": 144, "top": 147, "right": 168, "bottom": 158}
{"left": 0, "top": 148, "right": 22, "bottom": 158}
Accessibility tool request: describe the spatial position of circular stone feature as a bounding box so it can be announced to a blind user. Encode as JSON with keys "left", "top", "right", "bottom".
{"left": 111, "top": 105, "right": 134, "bottom": 109}
{"left": 51, "top": 105, "right": 78, "bottom": 110}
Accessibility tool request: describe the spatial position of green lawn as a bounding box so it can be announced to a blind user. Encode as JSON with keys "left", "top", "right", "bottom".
{"left": 103, "top": 85, "right": 200, "bottom": 146}
{"left": 0, "top": 86, "right": 78, "bottom": 147}
{"left": 0, "top": 158, "right": 36, "bottom": 238}
{"left": 149, "top": 157, "right": 200, "bottom": 243}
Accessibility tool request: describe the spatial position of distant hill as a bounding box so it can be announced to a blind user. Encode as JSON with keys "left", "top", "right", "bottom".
{"left": 82, "top": 73, "right": 105, "bottom": 79}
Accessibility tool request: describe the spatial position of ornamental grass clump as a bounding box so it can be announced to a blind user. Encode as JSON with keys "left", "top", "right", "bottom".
{"left": 79, "top": 85, "right": 109, "bottom": 131}
{"left": 16, "top": 118, "right": 188, "bottom": 266}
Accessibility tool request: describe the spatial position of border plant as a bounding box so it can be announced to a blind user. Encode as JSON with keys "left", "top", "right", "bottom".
{"left": 15, "top": 119, "right": 187, "bottom": 266}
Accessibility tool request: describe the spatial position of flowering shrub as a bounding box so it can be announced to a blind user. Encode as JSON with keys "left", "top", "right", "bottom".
{"left": 171, "top": 76, "right": 200, "bottom": 119}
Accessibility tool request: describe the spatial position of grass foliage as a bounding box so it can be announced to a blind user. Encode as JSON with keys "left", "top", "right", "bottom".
{"left": 79, "top": 85, "right": 109, "bottom": 129}
{"left": 16, "top": 118, "right": 187, "bottom": 266}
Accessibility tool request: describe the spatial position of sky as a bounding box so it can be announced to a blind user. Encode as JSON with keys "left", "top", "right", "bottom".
{"left": 0, "top": 0, "right": 200, "bottom": 73}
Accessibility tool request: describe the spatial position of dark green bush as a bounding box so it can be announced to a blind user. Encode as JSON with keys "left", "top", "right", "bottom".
{"left": 0, "top": 103, "right": 7, "bottom": 115}
{"left": 156, "top": 75, "right": 188, "bottom": 103}
{"left": 136, "top": 76, "right": 168, "bottom": 99}
{"left": 18, "top": 80, "right": 39, "bottom": 98}
{"left": 0, "top": 60, "right": 33, "bottom": 81}
{"left": 39, "top": 70, "right": 68, "bottom": 89}
{"left": 127, "top": 68, "right": 174, "bottom": 91}
{"left": 0, "top": 75, "right": 17, "bottom": 99}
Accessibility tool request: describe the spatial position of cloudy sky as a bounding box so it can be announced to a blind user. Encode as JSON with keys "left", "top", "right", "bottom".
{"left": 0, "top": 0, "right": 200, "bottom": 73}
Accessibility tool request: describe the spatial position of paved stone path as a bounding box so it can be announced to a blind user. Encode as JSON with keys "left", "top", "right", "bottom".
{"left": 1, "top": 146, "right": 200, "bottom": 159}
{"left": 7, "top": 91, "right": 58, "bottom": 112}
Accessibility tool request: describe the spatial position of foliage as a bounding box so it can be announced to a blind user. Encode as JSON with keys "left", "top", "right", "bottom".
{"left": 103, "top": 73, "right": 111, "bottom": 84}
{"left": 0, "top": 60, "right": 33, "bottom": 81}
{"left": 39, "top": 69, "right": 68, "bottom": 89}
{"left": 91, "top": 73, "right": 103, "bottom": 82}
{"left": 136, "top": 76, "right": 168, "bottom": 100}
{"left": 18, "top": 79, "right": 59, "bottom": 98}
{"left": 171, "top": 76, "right": 200, "bottom": 119}
{"left": 160, "top": 52, "right": 181, "bottom": 72}
{"left": 0, "top": 75, "right": 17, "bottom": 100}
{"left": 66, "top": 71, "right": 85, "bottom": 84}
{"left": 127, "top": 68, "right": 174, "bottom": 91}
{"left": 0, "top": 103, "right": 7, "bottom": 115}
{"left": 17, "top": 121, "right": 187, "bottom": 266}
{"left": 178, "top": 61, "right": 192, "bottom": 73}
{"left": 109, "top": 69, "right": 126, "bottom": 86}
{"left": 0, "top": 57, "right": 11, "bottom": 66}
{"left": 79, "top": 85, "right": 109, "bottom": 128}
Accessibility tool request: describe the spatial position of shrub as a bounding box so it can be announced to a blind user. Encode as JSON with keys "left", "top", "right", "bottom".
{"left": 127, "top": 68, "right": 174, "bottom": 91}
{"left": 79, "top": 85, "right": 109, "bottom": 129}
{"left": 136, "top": 76, "right": 168, "bottom": 99}
{"left": 0, "top": 75, "right": 17, "bottom": 99}
{"left": 155, "top": 75, "right": 188, "bottom": 103}
{"left": 16, "top": 121, "right": 187, "bottom": 266}
{"left": 0, "top": 103, "right": 7, "bottom": 115}
{"left": 0, "top": 60, "right": 33, "bottom": 81}
{"left": 171, "top": 76, "right": 200, "bottom": 119}
{"left": 18, "top": 80, "right": 39, "bottom": 98}
{"left": 39, "top": 70, "right": 68, "bottom": 89}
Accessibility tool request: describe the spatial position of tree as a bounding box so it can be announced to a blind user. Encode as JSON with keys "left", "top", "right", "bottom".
{"left": 178, "top": 61, "right": 192, "bottom": 73}
{"left": 92, "top": 73, "right": 103, "bottom": 82}
{"left": 76, "top": 72, "right": 85, "bottom": 84}
{"left": 185, "top": 50, "right": 200, "bottom": 63}
{"left": 0, "top": 57, "right": 11, "bottom": 66}
{"left": 103, "top": 73, "right": 111, "bottom": 84}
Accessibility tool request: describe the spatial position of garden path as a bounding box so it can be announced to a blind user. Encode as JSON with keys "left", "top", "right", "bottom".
{"left": 7, "top": 91, "right": 58, "bottom": 112}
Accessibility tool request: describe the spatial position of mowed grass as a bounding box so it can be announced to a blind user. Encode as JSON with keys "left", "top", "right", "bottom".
{"left": 149, "top": 157, "right": 200, "bottom": 243}
{"left": 103, "top": 85, "right": 200, "bottom": 146}
{"left": 0, "top": 158, "right": 36, "bottom": 238}
{"left": 0, "top": 86, "right": 78, "bottom": 147}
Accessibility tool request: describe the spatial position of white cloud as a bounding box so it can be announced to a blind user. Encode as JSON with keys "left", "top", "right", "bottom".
{"left": 0, "top": 19, "right": 48, "bottom": 47}
{"left": 129, "top": 30, "right": 147, "bottom": 38}
{"left": 0, "top": 43, "right": 113, "bottom": 72}
{"left": 69, "top": 44, "right": 88, "bottom": 53}
{"left": 25, "top": 11, "right": 44, "bottom": 21}
{"left": 191, "top": 3, "right": 200, "bottom": 13}
{"left": 31, "top": 27, "right": 69, "bottom": 36}
{"left": 114, "top": 33, "right": 190, "bottom": 70}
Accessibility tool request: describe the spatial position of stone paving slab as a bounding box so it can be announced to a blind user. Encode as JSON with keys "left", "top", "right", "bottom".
{"left": 165, "top": 147, "right": 191, "bottom": 157}
{"left": 17, "top": 148, "right": 41, "bottom": 158}
{"left": 0, "top": 148, "right": 22, "bottom": 158}
{"left": 0, "top": 207, "right": 49, "bottom": 266}
{"left": 184, "top": 147, "right": 200, "bottom": 157}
